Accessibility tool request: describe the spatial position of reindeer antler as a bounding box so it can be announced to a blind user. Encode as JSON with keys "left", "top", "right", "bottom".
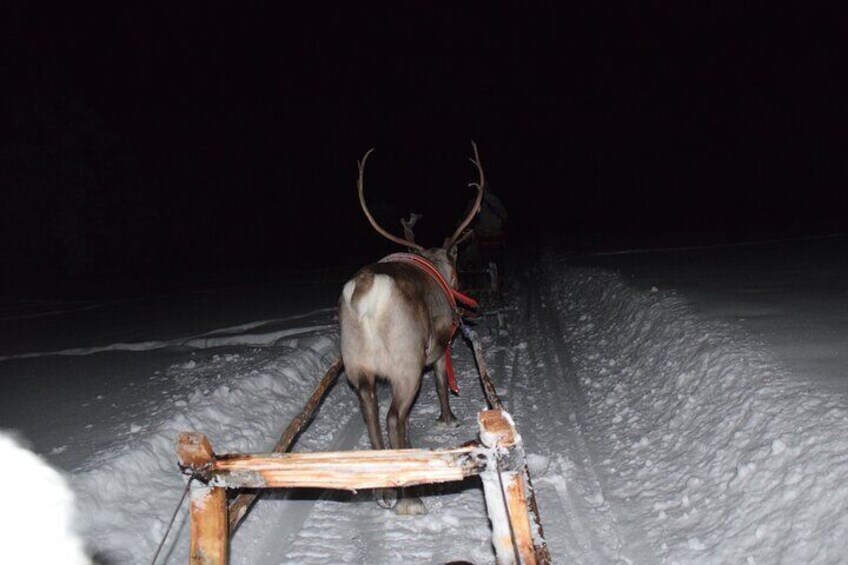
{"left": 357, "top": 149, "right": 426, "bottom": 252}
{"left": 444, "top": 140, "right": 485, "bottom": 250}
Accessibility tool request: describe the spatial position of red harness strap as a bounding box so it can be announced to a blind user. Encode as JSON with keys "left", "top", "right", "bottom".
{"left": 379, "top": 252, "right": 478, "bottom": 394}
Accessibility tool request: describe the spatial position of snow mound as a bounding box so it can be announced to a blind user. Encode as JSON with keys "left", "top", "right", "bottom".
{"left": 71, "top": 334, "right": 337, "bottom": 564}
{"left": 553, "top": 267, "right": 848, "bottom": 564}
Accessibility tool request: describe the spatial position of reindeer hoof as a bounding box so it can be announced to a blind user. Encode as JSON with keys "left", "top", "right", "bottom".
{"left": 437, "top": 414, "right": 460, "bottom": 428}
{"left": 395, "top": 496, "right": 427, "bottom": 516}
{"left": 375, "top": 488, "right": 397, "bottom": 510}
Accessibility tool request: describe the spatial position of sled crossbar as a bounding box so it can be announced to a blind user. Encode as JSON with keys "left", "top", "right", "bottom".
{"left": 181, "top": 435, "right": 482, "bottom": 490}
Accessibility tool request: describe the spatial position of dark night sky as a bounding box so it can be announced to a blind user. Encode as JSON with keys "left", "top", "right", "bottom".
{"left": 3, "top": 6, "right": 846, "bottom": 294}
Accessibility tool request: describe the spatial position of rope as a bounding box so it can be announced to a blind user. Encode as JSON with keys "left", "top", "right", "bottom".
{"left": 151, "top": 476, "right": 193, "bottom": 565}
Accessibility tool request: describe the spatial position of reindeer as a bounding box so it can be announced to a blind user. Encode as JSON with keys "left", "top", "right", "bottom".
{"left": 339, "top": 142, "right": 485, "bottom": 515}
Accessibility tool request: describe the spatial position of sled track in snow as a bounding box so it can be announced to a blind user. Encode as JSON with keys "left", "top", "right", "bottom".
{"left": 230, "top": 386, "right": 367, "bottom": 563}
{"left": 498, "top": 262, "right": 658, "bottom": 564}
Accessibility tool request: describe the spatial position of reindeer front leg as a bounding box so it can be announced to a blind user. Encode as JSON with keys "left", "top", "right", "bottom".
{"left": 434, "top": 355, "right": 459, "bottom": 427}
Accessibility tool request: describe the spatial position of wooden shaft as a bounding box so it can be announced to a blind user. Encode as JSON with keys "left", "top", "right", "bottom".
{"left": 189, "top": 482, "right": 228, "bottom": 564}
{"left": 463, "top": 326, "right": 503, "bottom": 410}
{"left": 228, "top": 358, "right": 343, "bottom": 532}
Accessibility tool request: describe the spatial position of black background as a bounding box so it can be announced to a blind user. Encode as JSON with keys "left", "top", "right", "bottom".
{"left": 3, "top": 5, "right": 846, "bottom": 295}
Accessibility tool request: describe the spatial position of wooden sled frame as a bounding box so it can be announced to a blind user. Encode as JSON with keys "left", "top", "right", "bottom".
{"left": 175, "top": 329, "right": 549, "bottom": 564}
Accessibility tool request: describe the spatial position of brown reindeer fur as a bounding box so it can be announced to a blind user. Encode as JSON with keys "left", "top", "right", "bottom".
{"left": 339, "top": 250, "right": 459, "bottom": 515}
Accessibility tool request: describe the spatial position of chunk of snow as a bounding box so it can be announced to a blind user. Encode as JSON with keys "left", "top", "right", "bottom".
{"left": 687, "top": 537, "right": 706, "bottom": 550}
{"left": 526, "top": 453, "right": 550, "bottom": 475}
{"left": 0, "top": 432, "right": 89, "bottom": 564}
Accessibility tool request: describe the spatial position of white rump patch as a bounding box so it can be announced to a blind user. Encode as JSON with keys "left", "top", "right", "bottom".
{"left": 342, "top": 279, "right": 356, "bottom": 305}
{"left": 345, "top": 274, "right": 394, "bottom": 319}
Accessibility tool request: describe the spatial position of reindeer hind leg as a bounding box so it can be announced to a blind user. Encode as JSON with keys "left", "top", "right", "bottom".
{"left": 349, "top": 370, "right": 398, "bottom": 508}
{"left": 387, "top": 374, "right": 427, "bottom": 516}
{"left": 350, "top": 371, "right": 384, "bottom": 450}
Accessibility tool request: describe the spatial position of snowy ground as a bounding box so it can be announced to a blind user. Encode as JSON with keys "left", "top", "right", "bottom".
{"left": 1, "top": 236, "right": 846, "bottom": 564}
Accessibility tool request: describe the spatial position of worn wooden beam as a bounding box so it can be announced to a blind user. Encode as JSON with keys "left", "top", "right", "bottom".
{"left": 177, "top": 433, "right": 228, "bottom": 564}
{"left": 228, "top": 357, "right": 343, "bottom": 532}
{"left": 478, "top": 409, "right": 540, "bottom": 565}
{"left": 189, "top": 483, "right": 228, "bottom": 565}
{"left": 209, "top": 446, "right": 482, "bottom": 490}
{"left": 502, "top": 471, "right": 536, "bottom": 562}
{"left": 177, "top": 430, "right": 485, "bottom": 564}
{"left": 479, "top": 409, "right": 518, "bottom": 446}
{"left": 178, "top": 432, "right": 215, "bottom": 469}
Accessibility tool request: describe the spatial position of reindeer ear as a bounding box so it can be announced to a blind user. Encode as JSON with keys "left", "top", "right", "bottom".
{"left": 447, "top": 244, "right": 459, "bottom": 263}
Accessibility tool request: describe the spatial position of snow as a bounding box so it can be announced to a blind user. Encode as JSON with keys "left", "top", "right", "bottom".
{"left": 547, "top": 264, "right": 848, "bottom": 563}
{"left": 1, "top": 236, "right": 847, "bottom": 563}
{"left": 0, "top": 432, "right": 89, "bottom": 565}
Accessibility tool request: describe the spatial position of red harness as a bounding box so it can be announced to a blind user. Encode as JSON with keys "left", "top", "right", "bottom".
{"left": 379, "top": 252, "right": 478, "bottom": 394}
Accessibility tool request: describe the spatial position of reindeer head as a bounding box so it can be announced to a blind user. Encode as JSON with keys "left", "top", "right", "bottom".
{"left": 356, "top": 142, "right": 485, "bottom": 288}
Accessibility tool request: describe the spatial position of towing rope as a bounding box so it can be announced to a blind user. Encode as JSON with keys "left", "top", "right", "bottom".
{"left": 151, "top": 476, "right": 193, "bottom": 565}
